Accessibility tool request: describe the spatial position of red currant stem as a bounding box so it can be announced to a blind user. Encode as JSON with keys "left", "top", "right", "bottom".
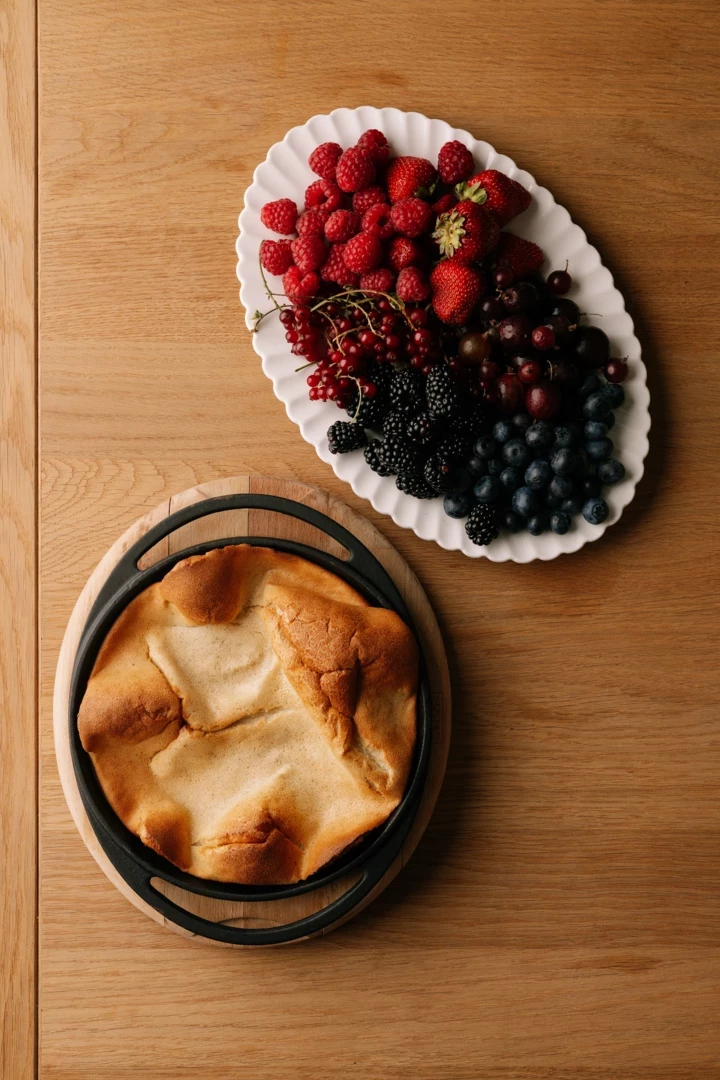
{"left": 294, "top": 361, "right": 317, "bottom": 372}
{"left": 257, "top": 255, "right": 284, "bottom": 312}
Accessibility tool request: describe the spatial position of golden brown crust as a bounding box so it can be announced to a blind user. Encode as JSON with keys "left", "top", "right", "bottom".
{"left": 77, "top": 544, "right": 417, "bottom": 885}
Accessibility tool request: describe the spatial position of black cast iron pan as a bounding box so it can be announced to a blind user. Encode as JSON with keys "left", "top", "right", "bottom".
{"left": 69, "top": 493, "right": 432, "bottom": 945}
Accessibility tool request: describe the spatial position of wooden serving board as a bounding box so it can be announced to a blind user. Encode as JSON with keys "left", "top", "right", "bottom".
{"left": 52, "top": 475, "right": 451, "bottom": 947}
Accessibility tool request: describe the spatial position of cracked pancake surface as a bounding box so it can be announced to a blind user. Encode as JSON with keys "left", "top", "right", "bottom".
{"left": 77, "top": 544, "right": 418, "bottom": 884}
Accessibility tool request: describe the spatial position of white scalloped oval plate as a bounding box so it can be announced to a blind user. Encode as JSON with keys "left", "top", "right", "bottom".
{"left": 236, "top": 106, "right": 650, "bottom": 562}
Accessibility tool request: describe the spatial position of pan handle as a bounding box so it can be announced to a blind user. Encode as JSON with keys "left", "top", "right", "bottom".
{"left": 90, "top": 493, "right": 406, "bottom": 621}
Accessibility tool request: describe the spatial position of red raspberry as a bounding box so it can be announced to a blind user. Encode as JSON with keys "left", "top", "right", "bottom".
{"left": 260, "top": 198, "right": 298, "bottom": 235}
{"left": 283, "top": 266, "right": 319, "bottom": 303}
{"left": 343, "top": 232, "right": 382, "bottom": 273}
{"left": 308, "top": 141, "right": 343, "bottom": 180}
{"left": 396, "top": 267, "right": 430, "bottom": 302}
{"left": 437, "top": 140, "right": 474, "bottom": 185}
{"left": 305, "top": 179, "right": 343, "bottom": 212}
{"left": 432, "top": 193, "right": 457, "bottom": 215}
{"left": 357, "top": 129, "right": 390, "bottom": 165}
{"left": 361, "top": 203, "right": 394, "bottom": 242}
{"left": 320, "top": 244, "right": 359, "bottom": 288}
{"left": 352, "top": 186, "right": 386, "bottom": 215}
{"left": 290, "top": 235, "right": 326, "bottom": 273}
{"left": 260, "top": 239, "right": 294, "bottom": 276}
{"left": 324, "top": 209, "right": 362, "bottom": 243}
{"left": 335, "top": 147, "right": 376, "bottom": 193}
{"left": 387, "top": 235, "right": 422, "bottom": 272}
{"left": 359, "top": 267, "right": 395, "bottom": 292}
{"left": 390, "top": 197, "right": 433, "bottom": 238}
{"left": 296, "top": 206, "right": 331, "bottom": 237}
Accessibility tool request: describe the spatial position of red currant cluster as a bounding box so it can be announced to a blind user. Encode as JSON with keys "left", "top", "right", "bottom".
{"left": 277, "top": 290, "right": 443, "bottom": 409}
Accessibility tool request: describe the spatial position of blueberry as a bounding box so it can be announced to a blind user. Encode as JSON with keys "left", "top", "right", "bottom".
{"left": 583, "top": 391, "right": 612, "bottom": 421}
{"left": 602, "top": 383, "right": 625, "bottom": 408}
{"left": 525, "top": 421, "right": 555, "bottom": 452}
{"left": 493, "top": 420, "right": 513, "bottom": 444}
{"left": 474, "top": 475, "right": 501, "bottom": 503}
{"left": 503, "top": 509, "right": 524, "bottom": 532}
{"left": 545, "top": 492, "right": 564, "bottom": 508}
{"left": 584, "top": 420, "right": 608, "bottom": 440}
{"left": 578, "top": 373, "right": 602, "bottom": 400}
{"left": 581, "top": 476, "right": 602, "bottom": 498}
{"left": 605, "top": 411, "right": 616, "bottom": 431}
{"left": 597, "top": 458, "right": 626, "bottom": 485}
{"left": 450, "top": 467, "right": 474, "bottom": 492}
{"left": 527, "top": 512, "right": 548, "bottom": 535}
{"left": 443, "top": 491, "right": 474, "bottom": 518}
{"left": 561, "top": 496, "right": 584, "bottom": 515}
{"left": 500, "top": 465, "right": 523, "bottom": 491}
{"left": 487, "top": 457, "right": 504, "bottom": 477}
{"left": 512, "top": 485, "right": 538, "bottom": 517}
{"left": 551, "top": 448, "right": 578, "bottom": 476}
{"left": 525, "top": 459, "right": 552, "bottom": 489}
{"left": 503, "top": 438, "right": 532, "bottom": 468}
{"left": 586, "top": 437, "right": 614, "bottom": 462}
{"left": 512, "top": 412, "right": 532, "bottom": 432}
{"left": 550, "top": 510, "right": 571, "bottom": 535}
{"left": 583, "top": 497, "right": 609, "bottom": 525}
{"left": 474, "top": 435, "right": 496, "bottom": 459}
{"left": 548, "top": 474, "right": 574, "bottom": 500}
{"left": 553, "top": 423, "right": 581, "bottom": 448}
{"left": 467, "top": 456, "right": 487, "bottom": 478}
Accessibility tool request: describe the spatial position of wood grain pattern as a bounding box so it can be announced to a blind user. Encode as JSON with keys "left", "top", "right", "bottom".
{"left": 52, "top": 475, "right": 450, "bottom": 943}
{"left": 37, "top": 0, "right": 720, "bottom": 1077}
{"left": 0, "top": 0, "right": 36, "bottom": 1077}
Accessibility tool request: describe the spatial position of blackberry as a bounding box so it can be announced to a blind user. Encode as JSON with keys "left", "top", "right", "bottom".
{"left": 396, "top": 472, "right": 438, "bottom": 500}
{"left": 327, "top": 421, "right": 366, "bottom": 455}
{"left": 425, "top": 363, "right": 462, "bottom": 420}
{"left": 435, "top": 431, "right": 472, "bottom": 464}
{"left": 453, "top": 404, "right": 492, "bottom": 441}
{"left": 383, "top": 411, "right": 407, "bottom": 439}
{"left": 379, "top": 434, "right": 422, "bottom": 477}
{"left": 465, "top": 503, "right": 499, "bottom": 546}
{"left": 389, "top": 369, "right": 424, "bottom": 416}
{"left": 424, "top": 454, "right": 461, "bottom": 494}
{"left": 406, "top": 411, "right": 438, "bottom": 446}
{"left": 345, "top": 386, "right": 388, "bottom": 428}
{"left": 364, "top": 440, "right": 394, "bottom": 477}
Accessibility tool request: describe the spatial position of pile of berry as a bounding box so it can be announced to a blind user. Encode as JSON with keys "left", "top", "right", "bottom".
{"left": 255, "top": 129, "right": 629, "bottom": 546}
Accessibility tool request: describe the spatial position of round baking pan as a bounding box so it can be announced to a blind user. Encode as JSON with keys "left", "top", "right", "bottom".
{"left": 69, "top": 493, "right": 432, "bottom": 945}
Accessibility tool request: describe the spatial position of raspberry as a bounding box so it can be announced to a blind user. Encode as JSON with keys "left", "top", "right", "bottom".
{"left": 359, "top": 268, "right": 395, "bottom": 292}
{"left": 283, "top": 266, "right": 319, "bottom": 303}
{"left": 437, "top": 140, "right": 474, "bottom": 185}
{"left": 260, "top": 239, "right": 294, "bottom": 276}
{"left": 390, "top": 197, "right": 433, "bottom": 238}
{"left": 305, "top": 179, "right": 343, "bottom": 212}
{"left": 352, "top": 186, "right": 386, "bottom": 215}
{"left": 296, "top": 206, "right": 331, "bottom": 237}
{"left": 308, "top": 141, "right": 343, "bottom": 181}
{"left": 357, "top": 129, "right": 390, "bottom": 165}
{"left": 387, "top": 235, "right": 422, "bottom": 272}
{"left": 290, "top": 235, "right": 326, "bottom": 273}
{"left": 320, "top": 244, "right": 359, "bottom": 288}
{"left": 343, "top": 232, "right": 382, "bottom": 274}
{"left": 335, "top": 146, "right": 376, "bottom": 193}
{"left": 324, "top": 209, "right": 362, "bottom": 243}
{"left": 432, "top": 193, "right": 457, "bottom": 215}
{"left": 396, "top": 267, "right": 430, "bottom": 302}
{"left": 260, "top": 198, "right": 298, "bottom": 235}
{"left": 361, "top": 203, "right": 394, "bottom": 241}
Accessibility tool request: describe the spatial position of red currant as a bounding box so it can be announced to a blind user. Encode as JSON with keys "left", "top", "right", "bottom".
{"left": 409, "top": 308, "right": 428, "bottom": 327}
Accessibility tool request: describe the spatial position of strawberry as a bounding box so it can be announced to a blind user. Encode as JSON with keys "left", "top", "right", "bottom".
{"left": 432, "top": 200, "right": 499, "bottom": 263}
{"left": 430, "top": 261, "right": 484, "bottom": 324}
{"left": 495, "top": 232, "right": 545, "bottom": 277}
{"left": 385, "top": 156, "right": 437, "bottom": 203}
{"left": 456, "top": 170, "right": 531, "bottom": 228}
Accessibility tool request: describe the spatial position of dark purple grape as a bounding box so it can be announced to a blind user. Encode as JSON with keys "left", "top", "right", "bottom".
{"left": 573, "top": 326, "right": 611, "bottom": 369}
{"left": 502, "top": 281, "right": 539, "bottom": 313}
{"left": 479, "top": 295, "right": 505, "bottom": 322}
{"left": 547, "top": 269, "right": 572, "bottom": 295}
{"left": 497, "top": 316, "right": 534, "bottom": 352}
{"left": 551, "top": 298, "right": 580, "bottom": 323}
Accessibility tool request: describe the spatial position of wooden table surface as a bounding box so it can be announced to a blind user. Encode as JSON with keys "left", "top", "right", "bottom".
{"left": 2, "top": 1, "right": 720, "bottom": 1076}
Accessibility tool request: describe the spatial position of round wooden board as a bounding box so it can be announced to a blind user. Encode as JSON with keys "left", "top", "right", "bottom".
{"left": 53, "top": 475, "right": 451, "bottom": 947}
